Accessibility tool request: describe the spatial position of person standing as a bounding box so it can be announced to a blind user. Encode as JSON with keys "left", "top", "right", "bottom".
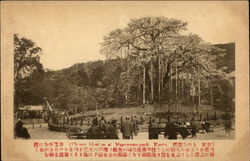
{"left": 121, "top": 116, "right": 133, "bottom": 139}
{"left": 99, "top": 116, "right": 106, "bottom": 133}
{"left": 132, "top": 116, "right": 139, "bottom": 136}
{"left": 92, "top": 115, "right": 99, "bottom": 126}
{"left": 224, "top": 111, "right": 232, "bottom": 138}
{"left": 167, "top": 121, "right": 178, "bottom": 140}
{"left": 190, "top": 119, "right": 198, "bottom": 138}
{"left": 111, "top": 119, "right": 119, "bottom": 139}
{"left": 149, "top": 119, "right": 159, "bottom": 139}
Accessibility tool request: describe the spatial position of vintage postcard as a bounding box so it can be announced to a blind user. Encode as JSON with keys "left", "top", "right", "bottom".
{"left": 1, "top": 1, "right": 249, "bottom": 161}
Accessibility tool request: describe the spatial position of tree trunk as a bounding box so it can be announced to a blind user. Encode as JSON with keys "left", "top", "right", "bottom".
{"left": 120, "top": 47, "right": 123, "bottom": 59}
{"left": 182, "top": 76, "right": 184, "bottom": 99}
{"left": 104, "top": 99, "right": 107, "bottom": 112}
{"left": 143, "top": 66, "right": 146, "bottom": 107}
{"left": 175, "top": 64, "right": 178, "bottom": 109}
{"left": 210, "top": 80, "right": 213, "bottom": 106}
{"left": 158, "top": 57, "right": 161, "bottom": 102}
{"left": 175, "top": 64, "right": 178, "bottom": 96}
{"left": 191, "top": 74, "right": 194, "bottom": 103}
{"left": 187, "top": 73, "right": 190, "bottom": 102}
{"left": 198, "top": 65, "right": 201, "bottom": 105}
{"left": 161, "top": 60, "right": 164, "bottom": 94}
{"left": 16, "top": 73, "right": 21, "bottom": 109}
{"left": 150, "top": 61, "right": 154, "bottom": 103}
{"left": 170, "top": 64, "right": 172, "bottom": 92}
{"left": 138, "top": 84, "right": 141, "bottom": 103}
{"left": 95, "top": 101, "right": 98, "bottom": 116}
{"left": 84, "top": 88, "right": 87, "bottom": 104}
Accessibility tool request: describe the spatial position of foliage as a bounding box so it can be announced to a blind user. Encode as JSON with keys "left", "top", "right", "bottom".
{"left": 214, "top": 43, "right": 235, "bottom": 73}
{"left": 100, "top": 16, "right": 227, "bottom": 104}
{"left": 40, "top": 59, "right": 126, "bottom": 112}
{"left": 14, "top": 17, "right": 235, "bottom": 113}
{"left": 14, "top": 34, "right": 44, "bottom": 106}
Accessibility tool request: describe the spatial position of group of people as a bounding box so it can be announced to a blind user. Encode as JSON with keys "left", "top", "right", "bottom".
{"left": 14, "top": 112, "right": 232, "bottom": 140}
{"left": 88, "top": 113, "right": 232, "bottom": 140}
{"left": 87, "top": 116, "right": 119, "bottom": 139}
{"left": 120, "top": 116, "right": 140, "bottom": 139}
{"left": 15, "top": 110, "right": 44, "bottom": 120}
{"left": 87, "top": 115, "right": 140, "bottom": 139}
{"left": 149, "top": 118, "right": 214, "bottom": 140}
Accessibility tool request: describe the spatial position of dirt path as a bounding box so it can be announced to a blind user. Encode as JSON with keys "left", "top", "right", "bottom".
{"left": 25, "top": 123, "right": 234, "bottom": 140}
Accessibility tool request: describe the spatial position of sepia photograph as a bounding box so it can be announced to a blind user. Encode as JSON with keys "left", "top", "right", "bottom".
{"left": 1, "top": 1, "right": 249, "bottom": 161}
{"left": 12, "top": 3, "right": 236, "bottom": 141}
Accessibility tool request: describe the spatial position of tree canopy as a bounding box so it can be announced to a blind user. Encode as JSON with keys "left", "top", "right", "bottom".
{"left": 14, "top": 34, "right": 44, "bottom": 107}
{"left": 100, "top": 17, "right": 226, "bottom": 104}
{"left": 13, "top": 17, "right": 235, "bottom": 113}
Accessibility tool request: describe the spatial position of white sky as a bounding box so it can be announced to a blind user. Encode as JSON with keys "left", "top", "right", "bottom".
{"left": 4, "top": 1, "right": 246, "bottom": 70}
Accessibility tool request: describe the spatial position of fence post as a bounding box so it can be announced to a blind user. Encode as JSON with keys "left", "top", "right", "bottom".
{"left": 206, "top": 112, "right": 209, "bottom": 120}
{"left": 214, "top": 112, "right": 217, "bottom": 120}
{"left": 200, "top": 113, "right": 202, "bottom": 121}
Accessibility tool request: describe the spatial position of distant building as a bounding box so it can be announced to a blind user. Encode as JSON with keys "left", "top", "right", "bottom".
{"left": 17, "top": 105, "right": 45, "bottom": 119}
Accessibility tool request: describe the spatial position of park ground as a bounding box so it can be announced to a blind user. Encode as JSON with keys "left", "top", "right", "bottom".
{"left": 22, "top": 104, "right": 235, "bottom": 140}
{"left": 24, "top": 123, "right": 234, "bottom": 140}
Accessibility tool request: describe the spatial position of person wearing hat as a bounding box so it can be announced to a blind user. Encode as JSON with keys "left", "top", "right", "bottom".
{"left": 121, "top": 116, "right": 133, "bottom": 139}
{"left": 111, "top": 119, "right": 119, "bottom": 139}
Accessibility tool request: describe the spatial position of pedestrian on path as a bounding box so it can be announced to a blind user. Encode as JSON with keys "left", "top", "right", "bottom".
{"left": 121, "top": 116, "right": 133, "bottom": 139}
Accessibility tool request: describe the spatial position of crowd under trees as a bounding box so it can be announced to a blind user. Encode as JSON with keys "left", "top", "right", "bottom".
{"left": 14, "top": 17, "right": 235, "bottom": 114}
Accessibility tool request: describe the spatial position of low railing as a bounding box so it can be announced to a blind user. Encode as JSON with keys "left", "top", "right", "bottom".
{"left": 65, "top": 132, "right": 119, "bottom": 139}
